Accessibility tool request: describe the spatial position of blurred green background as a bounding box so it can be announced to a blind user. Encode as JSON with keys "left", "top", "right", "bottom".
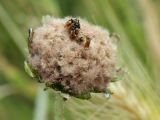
{"left": 0, "top": 0, "right": 160, "bottom": 120}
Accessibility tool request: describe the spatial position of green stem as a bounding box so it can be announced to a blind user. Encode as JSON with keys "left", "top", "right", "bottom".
{"left": 33, "top": 86, "right": 48, "bottom": 120}
{"left": 53, "top": 92, "right": 64, "bottom": 120}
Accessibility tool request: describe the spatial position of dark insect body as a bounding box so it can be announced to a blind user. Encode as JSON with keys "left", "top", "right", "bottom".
{"left": 65, "top": 18, "right": 80, "bottom": 39}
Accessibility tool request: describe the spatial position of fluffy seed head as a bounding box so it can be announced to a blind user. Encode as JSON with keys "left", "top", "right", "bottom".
{"left": 28, "top": 16, "right": 118, "bottom": 98}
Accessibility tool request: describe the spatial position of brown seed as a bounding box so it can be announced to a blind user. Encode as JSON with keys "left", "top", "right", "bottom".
{"left": 84, "top": 37, "right": 91, "bottom": 48}
{"left": 28, "top": 28, "right": 34, "bottom": 54}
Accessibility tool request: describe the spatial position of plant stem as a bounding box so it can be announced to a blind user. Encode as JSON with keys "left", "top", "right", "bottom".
{"left": 53, "top": 92, "right": 64, "bottom": 120}
{"left": 33, "top": 86, "right": 48, "bottom": 120}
